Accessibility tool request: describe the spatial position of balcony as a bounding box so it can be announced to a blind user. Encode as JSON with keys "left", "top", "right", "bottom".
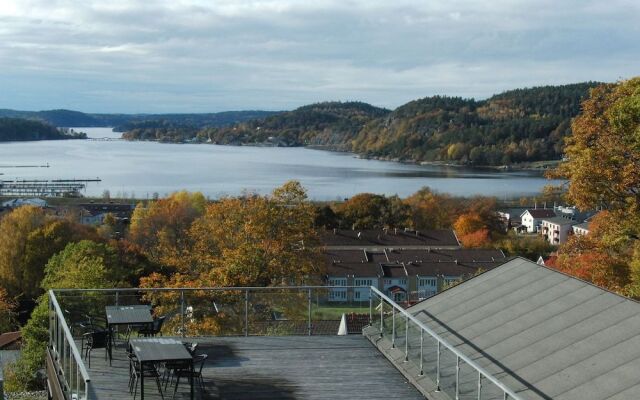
{"left": 48, "top": 286, "right": 523, "bottom": 400}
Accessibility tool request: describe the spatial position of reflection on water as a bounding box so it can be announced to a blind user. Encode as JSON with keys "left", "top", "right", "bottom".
{"left": 0, "top": 127, "right": 560, "bottom": 200}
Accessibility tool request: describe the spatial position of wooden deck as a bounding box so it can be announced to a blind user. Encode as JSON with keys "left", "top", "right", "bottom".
{"left": 86, "top": 335, "right": 425, "bottom": 400}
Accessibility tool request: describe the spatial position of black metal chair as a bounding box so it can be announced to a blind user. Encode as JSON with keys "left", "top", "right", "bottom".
{"left": 129, "top": 354, "right": 165, "bottom": 400}
{"left": 137, "top": 315, "right": 166, "bottom": 337}
{"left": 171, "top": 354, "right": 208, "bottom": 399}
{"left": 162, "top": 343, "right": 199, "bottom": 389}
{"left": 82, "top": 329, "right": 111, "bottom": 368}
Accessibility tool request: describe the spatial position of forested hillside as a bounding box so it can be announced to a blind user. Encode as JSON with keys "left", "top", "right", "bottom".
{"left": 352, "top": 83, "right": 599, "bottom": 165}
{"left": 0, "top": 118, "right": 86, "bottom": 141}
{"left": 0, "top": 109, "right": 278, "bottom": 129}
{"left": 198, "top": 102, "right": 390, "bottom": 148}
{"left": 118, "top": 82, "right": 599, "bottom": 165}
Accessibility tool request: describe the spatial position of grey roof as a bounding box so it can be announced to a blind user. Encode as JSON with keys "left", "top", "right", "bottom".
{"left": 573, "top": 221, "right": 591, "bottom": 231}
{"left": 542, "top": 216, "right": 578, "bottom": 226}
{"left": 321, "top": 229, "right": 460, "bottom": 249}
{"left": 522, "top": 209, "right": 556, "bottom": 219}
{"left": 325, "top": 249, "right": 506, "bottom": 278}
{"left": 406, "top": 257, "right": 640, "bottom": 400}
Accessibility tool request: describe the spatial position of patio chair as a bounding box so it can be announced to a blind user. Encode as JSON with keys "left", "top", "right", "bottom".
{"left": 137, "top": 315, "right": 167, "bottom": 337}
{"left": 162, "top": 343, "right": 199, "bottom": 389}
{"left": 82, "top": 329, "right": 111, "bottom": 368}
{"left": 129, "top": 354, "right": 165, "bottom": 400}
{"left": 171, "top": 354, "right": 208, "bottom": 399}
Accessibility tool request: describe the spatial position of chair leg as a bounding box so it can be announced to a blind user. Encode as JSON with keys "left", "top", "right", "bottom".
{"left": 172, "top": 375, "right": 180, "bottom": 400}
{"left": 133, "top": 376, "right": 138, "bottom": 400}
{"left": 155, "top": 376, "right": 165, "bottom": 400}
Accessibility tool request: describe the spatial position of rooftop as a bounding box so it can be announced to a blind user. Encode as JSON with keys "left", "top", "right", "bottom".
{"left": 522, "top": 209, "right": 556, "bottom": 219}
{"left": 367, "top": 257, "right": 640, "bottom": 400}
{"left": 321, "top": 229, "right": 460, "bottom": 249}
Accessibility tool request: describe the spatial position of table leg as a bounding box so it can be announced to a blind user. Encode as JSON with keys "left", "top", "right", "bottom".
{"left": 190, "top": 360, "right": 194, "bottom": 400}
{"left": 140, "top": 360, "right": 145, "bottom": 400}
{"left": 108, "top": 324, "right": 113, "bottom": 365}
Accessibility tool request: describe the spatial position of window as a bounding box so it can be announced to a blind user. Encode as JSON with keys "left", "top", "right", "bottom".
{"left": 419, "top": 278, "right": 437, "bottom": 287}
{"left": 384, "top": 279, "right": 392, "bottom": 285}
{"left": 355, "top": 279, "right": 373, "bottom": 286}
{"left": 355, "top": 291, "right": 360, "bottom": 299}
{"left": 328, "top": 278, "right": 347, "bottom": 286}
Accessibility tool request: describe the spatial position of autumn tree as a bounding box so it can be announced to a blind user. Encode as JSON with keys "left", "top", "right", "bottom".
{"left": 129, "top": 191, "right": 206, "bottom": 269}
{"left": 334, "top": 193, "right": 410, "bottom": 229}
{"left": 0, "top": 206, "right": 97, "bottom": 300}
{"left": 549, "top": 78, "right": 640, "bottom": 297}
{"left": 404, "top": 187, "right": 464, "bottom": 229}
{"left": 5, "top": 240, "right": 120, "bottom": 392}
{"left": 552, "top": 78, "right": 640, "bottom": 212}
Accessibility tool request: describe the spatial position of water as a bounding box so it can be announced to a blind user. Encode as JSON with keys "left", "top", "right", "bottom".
{"left": 0, "top": 127, "right": 560, "bottom": 200}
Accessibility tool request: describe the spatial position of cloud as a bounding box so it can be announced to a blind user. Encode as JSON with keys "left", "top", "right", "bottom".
{"left": 0, "top": 0, "right": 638, "bottom": 112}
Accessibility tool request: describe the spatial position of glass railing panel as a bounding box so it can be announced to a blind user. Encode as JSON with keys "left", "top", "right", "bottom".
{"left": 311, "top": 287, "right": 370, "bottom": 335}
{"left": 479, "top": 377, "right": 506, "bottom": 400}
{"left": 458, "top": 360, "right": 480, "bottom": 400}
{"left": 437, "top": 345, "right": 458, "bottom": 399}
{"left": 406, "top": 319, "right": 422, "bottom": 367}
{"left": 247, "top": 288, "right": 308, "bottom": 336}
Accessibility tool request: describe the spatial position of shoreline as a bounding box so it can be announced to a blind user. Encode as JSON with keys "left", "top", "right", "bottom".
{"left": 119, "top": 138, "right": 561, "bottom": 172}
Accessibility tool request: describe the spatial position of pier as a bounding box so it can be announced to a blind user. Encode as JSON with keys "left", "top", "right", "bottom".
{"left": 0, "top": 178, "right": 101, "bottom": 197}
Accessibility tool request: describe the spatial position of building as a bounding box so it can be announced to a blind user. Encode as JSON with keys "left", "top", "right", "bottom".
{"left": 573, "top": 221, "right": 591, "bottom": 236}
{"left": 519, "top": 208, "right": 556, "bottom": 233}
{"left": 540, "top": 215, "right": 578, "bottom": 244}
{"left": 366, "top": 257, "right": 640, "bottom": 399}
{"left": 321, "top": 228, "right": 460, "bottom": 250}
{"left": 1, "top": 198, "right": 47, "bottom": 208}
{"left": 496, "top": 207, "right": 528, "bottom": 230}
{"left": 78, "top": 203, "right": 135, "bottom": 225}
{"left": 324, "top": 248, "right": 506, "bottom": 302}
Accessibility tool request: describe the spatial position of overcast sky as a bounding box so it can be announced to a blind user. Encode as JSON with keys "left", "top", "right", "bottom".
{"left": 0, "top": 0, "right": 638, "bottom": 113}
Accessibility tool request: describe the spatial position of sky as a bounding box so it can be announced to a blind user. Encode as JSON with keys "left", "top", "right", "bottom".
{"left": 0, "top": 0, "right": 638, "bottom": 113}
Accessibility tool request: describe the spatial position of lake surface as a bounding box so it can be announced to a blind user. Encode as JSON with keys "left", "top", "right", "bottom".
{"left": 0, "top": 127, "right": 560, "bottom": 200}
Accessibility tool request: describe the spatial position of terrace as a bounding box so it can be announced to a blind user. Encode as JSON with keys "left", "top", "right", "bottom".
{"left": 47, "top": 286, "right": 524, "bottom": 400}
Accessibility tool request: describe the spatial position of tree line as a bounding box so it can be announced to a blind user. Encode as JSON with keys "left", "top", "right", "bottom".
{"left": 121, "top": 83, "right": 599, "bottom": 166}
{"left": 0, "top": 118, "right": 86, "bottom": 142}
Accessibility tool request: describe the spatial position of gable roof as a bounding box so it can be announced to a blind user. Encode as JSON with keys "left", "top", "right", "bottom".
{"left": 321, "top": 229, "right": 460, "bottom": 249}
{"left": 521, "top": 209, "right": 556, "bottom": 219}
{"left": 573, "top": 221, "right": 591, "bottom": 231}
{"left": 541, "top": 216, "right": 578, "bottom": 226}
{"left": 405, "top": 257, "right": 640, "bottom": 400}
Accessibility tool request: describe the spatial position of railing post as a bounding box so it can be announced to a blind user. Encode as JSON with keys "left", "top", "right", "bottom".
{"left": 391, "top": 306, "right": 396, "bottom": 348}
{"left": 404, "top": 314, "right": 409, "bottom": 361}
{"left": 456, "top": 355, "right": 460, "bottom": 400}
{"left": 115, "top": 290, "right": 119, "bottom": 306}
{"left": 379, "top": 298, "right": 384, "bottom": 338}
{"left": 307, "top": 288, "right": 312, "bottom": 336}
{"left": 180, "top": 290, "right": 185, "bottom": 338}
{"left": 504, "top": 393, "right": 509, "bottom": 400}
{"left": 369, "top": 287, "right": 373, "bottom": 326}
{"left": 477, "top": 371, "right": 482, "bottom": 400}
{"left": 419, "top": 329, "right": 424, "bottom": 376}
{"left": 436, "top": 341, "right": 441, "bottom": 391}
{"left": 244, "top": 289, "right": 249, "bottom": 337}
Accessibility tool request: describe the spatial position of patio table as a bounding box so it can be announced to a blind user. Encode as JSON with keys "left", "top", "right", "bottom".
{"left": 130, "top": 338, "right": 194, "bottom": 400}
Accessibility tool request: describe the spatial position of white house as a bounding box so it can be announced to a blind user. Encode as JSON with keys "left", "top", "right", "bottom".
{"left": 540, "top": 216, "right": 578, "bottom": 244}
{"left": 520, "top": 209, "right": 556, "bottom": 233}
{"left": 573, "top": 221, "right": 591, "bottom": 236}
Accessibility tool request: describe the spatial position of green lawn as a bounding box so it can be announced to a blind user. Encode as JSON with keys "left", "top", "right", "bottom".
{"left": 313, "top": 304, "right": 370, "bottom": 319}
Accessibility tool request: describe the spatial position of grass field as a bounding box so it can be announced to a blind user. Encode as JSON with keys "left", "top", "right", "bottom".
{"left": 313, "top": 304, "right": 370, "bottom": 319}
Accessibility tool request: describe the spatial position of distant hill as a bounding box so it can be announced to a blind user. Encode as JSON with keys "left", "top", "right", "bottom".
{"left": 0, "top": 109, "right": 280, "bottom": 130}
{"left": 0, "top": 117, "right": 86, "bottom": 142}
{"left": 352, "top": 82, "right": 600, "bottom": 165}
{"left": 198, "top": 102, "right": 390, "bottom": 148}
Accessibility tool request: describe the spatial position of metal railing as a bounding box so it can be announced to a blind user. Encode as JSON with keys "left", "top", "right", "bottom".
{"left": 49, "top": 290, "right": 92, "bottom": 400}
{"left": 49, "top": 285, "right": 370, "bottom": 399}
{"left": 369, "top": 286, "right": 523, "bottom": 400}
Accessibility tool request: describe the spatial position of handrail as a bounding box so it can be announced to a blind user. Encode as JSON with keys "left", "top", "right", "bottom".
{"left": 52, "top": 285, "right": 356, "bottom": 293}
{"left": 369, "top": 286, "right": 523, "bottom": 400}
{"left": 49, "top": 290, "right": 91, "bottom": 398}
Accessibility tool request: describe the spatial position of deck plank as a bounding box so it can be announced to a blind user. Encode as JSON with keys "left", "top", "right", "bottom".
{"left": 86, "top": 335, "right": 424, "bottom": 400}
